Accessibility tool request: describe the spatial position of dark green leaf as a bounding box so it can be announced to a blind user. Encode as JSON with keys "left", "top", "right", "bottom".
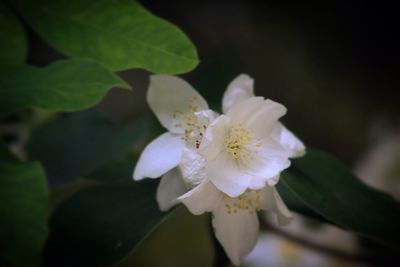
{"left": 276, "top": 181, "right": 326, "bottom": 222}
{"left": 116, "top": 207, "right": 213, "bottom": 267}
{"left": 0, "top": 143, "right": 19, "bottom": 162}
{"left": 11, "top": 0, "right": 199, "bottom": 73}
{"left": 282, "top": 148, "right": 400, "bottom": 247}
{"left": 0, "top": 3, "right": 27, "bottom": 63}
{"left": 0, "top": 145, "right": 48, "bottom": 267}
{"left": 43, "top": 180, "right": 171, "bottom": 267}
{"left": 0, "top": 59, "right": 129, "bottom": 118}
{"left": 27, "top": 110, "right": 149, "bottom": 187}
{"left": 87, "top": 159, "right": 135, "bottom": 184}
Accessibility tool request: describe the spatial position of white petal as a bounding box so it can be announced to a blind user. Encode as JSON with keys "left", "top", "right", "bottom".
{"left": 194, "top": 109, "right": 219, "bottom": 123}
{"left": 260, "top": 186, "right": 293, "bottom": 225}
{"left": 272, "top": 122, "right": 306, "bottom": 158}
{"left": 200, "top": 115, "right": 230, "bottom": 161}
{"left": 226, "top": 97, "right": 265, "bottom": 125}
{"left": 156, "top": 168, "right": 187, "bottom": 211}
{"left": 178, "top": 180, "right": 222, "bottom": 215}
{"left": 208, "top": 152, "right": 252, "bottom": 198}
{"left": 245, "top": 99, "right": 287, "bottom": 139}
{"left": 133, "top": 132, "right": 185, "bottom": 180}
{"left": 179, "top": 147, "right": 207, "bottom": 188}
{"left": 222, "top": 74, "right": 255, "bottom": 114}
{"left": 246, "top": 138, "right": 290, "bottom": 188}
{"left": 266, "top": 175, "right": 280, "bottom": 187}
{"left": 147, "top": 75, "right": 208, "bottom": 134}
{"left": 248, "top": 175, "right": 279, "bottom": 190}
{"left": 212, "top": 203, "right": 259, "bottom": 265}
{"left": 200, "top": 115, "right": 252, "bottom": 197}
{"left": 226, "top": 97, "right": 287, "bottom": 139}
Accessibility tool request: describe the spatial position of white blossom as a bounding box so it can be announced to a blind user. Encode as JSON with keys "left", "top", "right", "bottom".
{"left": 133, "top": 75, "right": 215, "bottom": 202}
{"left": 179, "top": 179, "right": 292, "bottom": 265}
{"left": 199, "top": 74, "right": 305, "bottom": 197}
{"left": 178, "top": 74, "right": 305, "bottom": 265}
{"left": 133, "top": 74, "right": 305, "bottom": 266}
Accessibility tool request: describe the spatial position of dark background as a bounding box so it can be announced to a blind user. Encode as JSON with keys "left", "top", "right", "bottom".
{"left": 29, "top": 0, "right": 400, "bottom": 165}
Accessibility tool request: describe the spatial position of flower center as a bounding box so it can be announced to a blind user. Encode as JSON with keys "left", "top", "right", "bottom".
{"left": 224, "top": 126, "right": 253, "bottom": 160}
{"left": 172, "top": 96, "right": 209, "bottom": 149}
{"left": 224, "top": 189, "right": 262, "bottom": 214}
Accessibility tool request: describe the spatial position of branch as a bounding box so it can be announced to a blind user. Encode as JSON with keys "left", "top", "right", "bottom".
{"left": 260, "top": 219, "right": 395, "bottom": 266}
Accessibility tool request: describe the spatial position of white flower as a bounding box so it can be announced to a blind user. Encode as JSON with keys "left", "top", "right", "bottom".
{"left": 133, "top": 75, "right": 215, "bottom": 192}
{"left": 133, "top": 74, "right": 305, "bottom": 266}
{"left": 156, "top": 147, "right": 208, "bottom": 211}
{"left": 199, "top": 74, "right": 305, "bottom": 197}
{"left": 178, "top": 179, "right": 292, "bottom": 265}
{"left": 177, "top": 74, "right": 305, "bottom": 265}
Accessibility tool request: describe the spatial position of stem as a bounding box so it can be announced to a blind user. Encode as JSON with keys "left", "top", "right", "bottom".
{"left": 260, "top": 219, "right": 395, "bottom": 266}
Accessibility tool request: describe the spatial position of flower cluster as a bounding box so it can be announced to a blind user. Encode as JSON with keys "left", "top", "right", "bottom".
{"left": 133, "top": 74, "right": 305, "bottom": 265}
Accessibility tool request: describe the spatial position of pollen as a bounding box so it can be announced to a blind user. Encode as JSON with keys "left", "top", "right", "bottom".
{"left": 223, "top": 190, "right": 263, "bottom": 215}
{"left": 224, "top": 125, "right": 261, "bottom": 161}
{"left": 171, "top": 96, "right": 209, "bottom": 149}
{"left": 223, "top": 124, "right": 263, "bottom": 161}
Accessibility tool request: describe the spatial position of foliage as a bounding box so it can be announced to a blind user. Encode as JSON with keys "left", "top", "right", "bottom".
{"left": 0, "top": 3, "right": 26, "bottom": 63}
{"left": 0, "top": 146, "right": 48, "bottom": 267}
{"left": 0, "top": 59, "right": 129, "bottom": 118}
{"left": 0, "top": 0, "right": 399, "bottom": 266}
{"left": 10, "top": 0, "right": 199, "bottom": 73}
{"left": 282, "top": 149, "right": 400, "bottom": 247}
{"left": 27, "top": 110, "right": 149, "bottom": 187}
{"left": 43, "top": 180, "right": 171, "bottom": 267}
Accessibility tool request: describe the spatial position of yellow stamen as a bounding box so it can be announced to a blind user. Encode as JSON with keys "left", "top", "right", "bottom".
{"left": 171, "top": 96, "right": 209, "bottom": 149}
{"left": 223, "top": 190, "right": 263, "bottom": 215}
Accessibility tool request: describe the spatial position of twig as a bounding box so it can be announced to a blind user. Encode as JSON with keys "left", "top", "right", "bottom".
{"left": 260, "top": 218, "right": 396, "bottom": 266}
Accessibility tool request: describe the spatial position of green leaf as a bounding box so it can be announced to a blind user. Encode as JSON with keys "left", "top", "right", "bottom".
{"left": 115, "top": 207, "right": 213, "bottom": 267}
{"left": 43, "top": 180, "right": 172, "bottom": 267}
{"left": 276, "top": 181, "right": 326, "bottom": 222}
{"left": 0, "top": 145, "right": 48, "bottom": 267}
{"left": 11, "top": 0, "right": 199, "bottom": 73}
{"left": 282, "top": 148, "right": 400, "bottom": 247}
{"left": 0, "top": 59, "right": 129, "bottom": 118}
{"left": 27, "top": 110, "right": 149, "bottom": 187}
{"left": 0, "top": 143, "right": 19, "bottom": 162}
{"left": 0, "top": 3, "right": 27, "bottom": 63}
{"left": 87, "top": 159, "right": 135, "bottom": 184}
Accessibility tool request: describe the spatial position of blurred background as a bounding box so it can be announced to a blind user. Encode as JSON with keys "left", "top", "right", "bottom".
{"left": 5, "top": 0, "right": 400, "bottom": 266}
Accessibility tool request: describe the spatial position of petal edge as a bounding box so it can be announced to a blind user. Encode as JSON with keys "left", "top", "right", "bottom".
{"left": 222, "top": 74, "right": 255, "bottom": 114}
{"left": 133, "top": 132, "right": 185, "bottom": 180}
